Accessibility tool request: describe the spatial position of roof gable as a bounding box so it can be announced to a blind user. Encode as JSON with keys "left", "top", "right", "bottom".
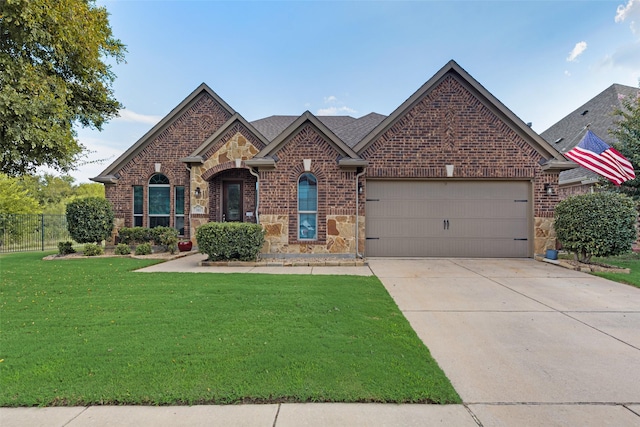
{"left": 188, "top": 113, "right": 269, "bottom": 159}
{"left": 353, "top": 60, "right": 568, "bottom": 164}
{"left": 92, "top": 83, "right": 236, "bottom": 182}
{"left": 254, "top": 111, "right": 361, "bottom": 159}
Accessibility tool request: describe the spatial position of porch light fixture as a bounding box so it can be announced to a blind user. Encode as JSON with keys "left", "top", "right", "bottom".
{"left": 194, "top": 187, "right": 201, "bottom": 198}
{"left": 358, "top": 182, "right": 364, "bottom": 194}
{"left": 544, "top": 183, "right": 554, "bottom": 196}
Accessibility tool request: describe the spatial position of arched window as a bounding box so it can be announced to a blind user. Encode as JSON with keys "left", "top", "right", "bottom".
{"left": 131, "top": 174, "right": 185, "bottom": 234}
{"left": 298, "top": 173, "right": 317, "bottom": 240}
{"left": 148, "top": 173, "right": 170, "bottom": 228}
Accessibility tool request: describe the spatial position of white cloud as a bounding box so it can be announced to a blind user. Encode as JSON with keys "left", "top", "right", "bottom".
{"left": 116, "top": 109, "right": 162, "bottom": 125}
{"left": 324, "top": 95, "right": 338, "bottom": 103}
{"left": 316, "top": 106, "right": 357, "bottom": 116}
{"left": 567, "top": 41, "right": 588, "bottom": 62}
{"left": 616, "top": 0, "right": 640, "bottom": 34}
{"left": 598, "top": 41, "right": 640, "bottom": 70}
{"left": 564, "top": 70, "right": 571, "bottom": 77}
{"left": 615, "top": 0, "right": 639, "bottom": 22}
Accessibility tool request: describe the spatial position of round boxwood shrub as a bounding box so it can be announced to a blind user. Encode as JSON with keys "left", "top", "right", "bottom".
{"left": 196, "top": 222, "right": 265, "bottom": 261}
{"left": 83, "top": 243, "right": 104, "bottom": 257}
{"left": 115, "top": 243, "right": 132, "bottom": 255}
{"left": 554, "top": 191, "right": 636, "bottom": 263}
{"left": 66, "top": 197, "right": 114, "bottom": 244}
{"left": 135, "top": 242, "right": 152, "bottom": 256}
{"left": 57, "top": 241, "right": 76, "bottom": 256}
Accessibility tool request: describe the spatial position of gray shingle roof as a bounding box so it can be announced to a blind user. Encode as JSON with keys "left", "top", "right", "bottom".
{"left": 540, "top": 83, "right": 638, "bottom": 184}
{"left": 250, "top": 113, "right": 386, "bottom": 147}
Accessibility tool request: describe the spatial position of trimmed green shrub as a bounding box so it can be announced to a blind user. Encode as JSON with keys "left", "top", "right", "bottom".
{"left": 196, "top": 222, "right": 265, "bottom": 261}
{"left": 114, "top": 243, "right": 132, "bottom": 255}
{"left": 57, "top": 241, "right": 76, "bottom": 256}
{"left": 135, "top": 242, "right": 152, "bottom": 256}
{"left": 554, "top": 192, "right": 637, "bottom": 263}
{"left": 151, "top": 226, "right": 179, "bottom": 254}
{"left": 117, "top": 227, "right": 153, "bottom": 245}
{"left": 83, "top": 243, "right": 104, "bottom": 257}
{"left": 66, "top": 197, "right": 114, "bottom": 244}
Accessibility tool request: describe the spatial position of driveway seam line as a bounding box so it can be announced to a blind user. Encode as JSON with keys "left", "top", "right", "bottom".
{"left": 463, "top": 404, "right": 484, "bottom": 426}
{"left": 62, "top": 406, "right": 90, "bottom": 426}
{"left": 559, "top": 311, "right": 640, "bottom": 351}
{"left": 449, "top": 259, "right": 640, "bottom": 351}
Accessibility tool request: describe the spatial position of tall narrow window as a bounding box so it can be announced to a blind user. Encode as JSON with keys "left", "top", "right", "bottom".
{"left": 148, "top": 173, "right": 170, "bottom": 228}
{"left": 133, "top": 186, "right": 143, "bottom": 227}
{"left": 298, "top": 173, "right": 317, "bottom": 240}
{"left": 175, "top": 186, "right": 185, "bottom": 235}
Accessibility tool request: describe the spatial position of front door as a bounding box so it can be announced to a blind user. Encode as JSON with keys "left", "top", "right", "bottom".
{"left": 222, "top": 181, "right": 243, "bottom": 222}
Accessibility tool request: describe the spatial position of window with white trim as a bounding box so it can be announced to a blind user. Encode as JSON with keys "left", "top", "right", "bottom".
{"left": 298, "top": 173, "right": 317, "bottom": 240}
{"left": 148, "top": 173, "right": 170, "bottom": 228}
{"left": 133, "top": 185, "right": 143, "bottom": 227}
{"left": 175, "top": 186, "right": 185, "bottom": 235}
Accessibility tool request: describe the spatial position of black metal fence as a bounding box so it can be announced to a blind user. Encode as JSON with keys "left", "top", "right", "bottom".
{"left": 0, "top": 214, "right": 73, "bottom": 253}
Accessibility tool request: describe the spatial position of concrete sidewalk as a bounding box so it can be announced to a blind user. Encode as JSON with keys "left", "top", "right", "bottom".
{"left": 3, "top": 257, "right": 640, "bottom": 426}
{"left": 136, "top": 252, "right": 374, "bottom": 276}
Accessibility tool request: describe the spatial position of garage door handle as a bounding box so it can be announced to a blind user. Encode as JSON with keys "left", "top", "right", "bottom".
{"left": 444, "top": 220, "right": 449, "bottom": 230}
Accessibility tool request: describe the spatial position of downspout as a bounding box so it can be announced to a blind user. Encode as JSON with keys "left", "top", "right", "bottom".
{"left": 185, "top": 163, "right": 192, "bottom": 239}
{"left": 355, "top": 168, "right": 366, "bottom": 259}
{"left": 248, "top": 167, "right": 260, "bottom": 224}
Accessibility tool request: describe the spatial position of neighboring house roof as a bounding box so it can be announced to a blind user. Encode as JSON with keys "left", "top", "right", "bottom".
{"left": 92, "top": 83, "right": 236, "bottom": 183}
{"left": 353, "top": 60, "right": 571, "bottom": 169}
{"left": 541, "top": 83, "right": 638, "bottom": 185}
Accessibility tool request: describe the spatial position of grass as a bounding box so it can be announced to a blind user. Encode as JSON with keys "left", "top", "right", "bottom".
{"left": 0, "top": 252, "right": 460, "bottom": 407}
{"left": 591, "top": 252, "right": 640, "bottom": 289}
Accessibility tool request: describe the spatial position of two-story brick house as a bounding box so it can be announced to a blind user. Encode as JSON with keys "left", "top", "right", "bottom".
{"left": 92, "top": 60, "right": 574, "bottom": 258}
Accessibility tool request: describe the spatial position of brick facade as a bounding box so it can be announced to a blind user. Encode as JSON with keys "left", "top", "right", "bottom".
{"left": 103, "top": 93, "right": 232, "bottom": 239}
{"left": 98, "top": 61, "right": 571, "bottom": 257}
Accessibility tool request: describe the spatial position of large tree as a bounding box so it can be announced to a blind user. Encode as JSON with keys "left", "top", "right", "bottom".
{"left": 610, "top": 86, "right": 640, "bottom": 199}
{"left": 0, "top": 0, "right": 125, "bottom": 176}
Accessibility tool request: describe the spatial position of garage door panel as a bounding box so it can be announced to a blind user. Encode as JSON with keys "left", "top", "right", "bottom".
{"left": 366, "top": 181, "right": 531, "bottom": 258}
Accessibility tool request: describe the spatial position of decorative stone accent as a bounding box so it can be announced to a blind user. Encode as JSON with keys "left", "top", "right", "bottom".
{"left": 188, "top": 132, "right": 261, "bottom": 237}
{"left": 108, "top": 217, "right": 125, "bottom": 246}
{"left": 534, "top": 217, "right": 556, "bottom": 256}
{"left": 260, "top": 214, "right": 358, "bottom": 255}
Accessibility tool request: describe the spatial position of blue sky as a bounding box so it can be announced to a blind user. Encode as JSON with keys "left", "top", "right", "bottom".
{"left": 70, "top": 0, "right": 640, "bottom": 183}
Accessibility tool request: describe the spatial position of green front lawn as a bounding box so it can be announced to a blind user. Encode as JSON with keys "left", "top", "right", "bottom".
{"left": 592, "top": 252, "right": 640, "bottom": 288}
{"left": 0, "top": 252, "right": 459, "bottom": 406}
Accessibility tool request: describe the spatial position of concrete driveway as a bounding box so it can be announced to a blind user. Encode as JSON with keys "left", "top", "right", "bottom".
{"left": 368, "top": 258, "right": 640, "bottom": 425}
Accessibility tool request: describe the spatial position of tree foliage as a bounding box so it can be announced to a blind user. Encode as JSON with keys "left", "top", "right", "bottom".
{"left": 610, "top": 87, "right": 640, "bottom": 199}
{"left": 0, "top": 173, "right": 41, "bottom": 214}
{"left": 554, "top": 192, "right": 636, "bottom": 263}
{"left": 66, "top": 196, "right": 114, "bottom": 244}
{"left": 0, "top": 0, "right": 125, "bottom": 176}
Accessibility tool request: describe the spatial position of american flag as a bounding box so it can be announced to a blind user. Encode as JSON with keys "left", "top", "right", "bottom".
{"left": 564, "top": 130, "right": 635, "bottom": 186}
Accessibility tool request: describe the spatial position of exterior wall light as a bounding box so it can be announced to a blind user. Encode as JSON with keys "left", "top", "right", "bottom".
{"left": 544, "top": 183, "right": 554, "bottom": 196}
{"left": 194, "top": 187, "right": 201, "bottom": 198}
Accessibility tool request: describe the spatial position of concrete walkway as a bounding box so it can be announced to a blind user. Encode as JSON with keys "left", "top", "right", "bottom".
{"left": 3, "top": 256, "right": 640, "bottom": 426}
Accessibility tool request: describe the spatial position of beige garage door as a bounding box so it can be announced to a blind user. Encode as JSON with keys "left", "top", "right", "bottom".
{"left": 366, "top": 181, "right": 531, "bottom": 257}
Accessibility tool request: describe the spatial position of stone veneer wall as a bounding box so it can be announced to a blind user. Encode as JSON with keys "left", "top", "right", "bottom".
{"left": 534, "top": 217, "right": 557, "bottom": 255}
{"left": 188, "top": 130, "right": 261, "bottom": 239}
{"left": 260, "top": 214, "right": 362, "bottom": 256}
